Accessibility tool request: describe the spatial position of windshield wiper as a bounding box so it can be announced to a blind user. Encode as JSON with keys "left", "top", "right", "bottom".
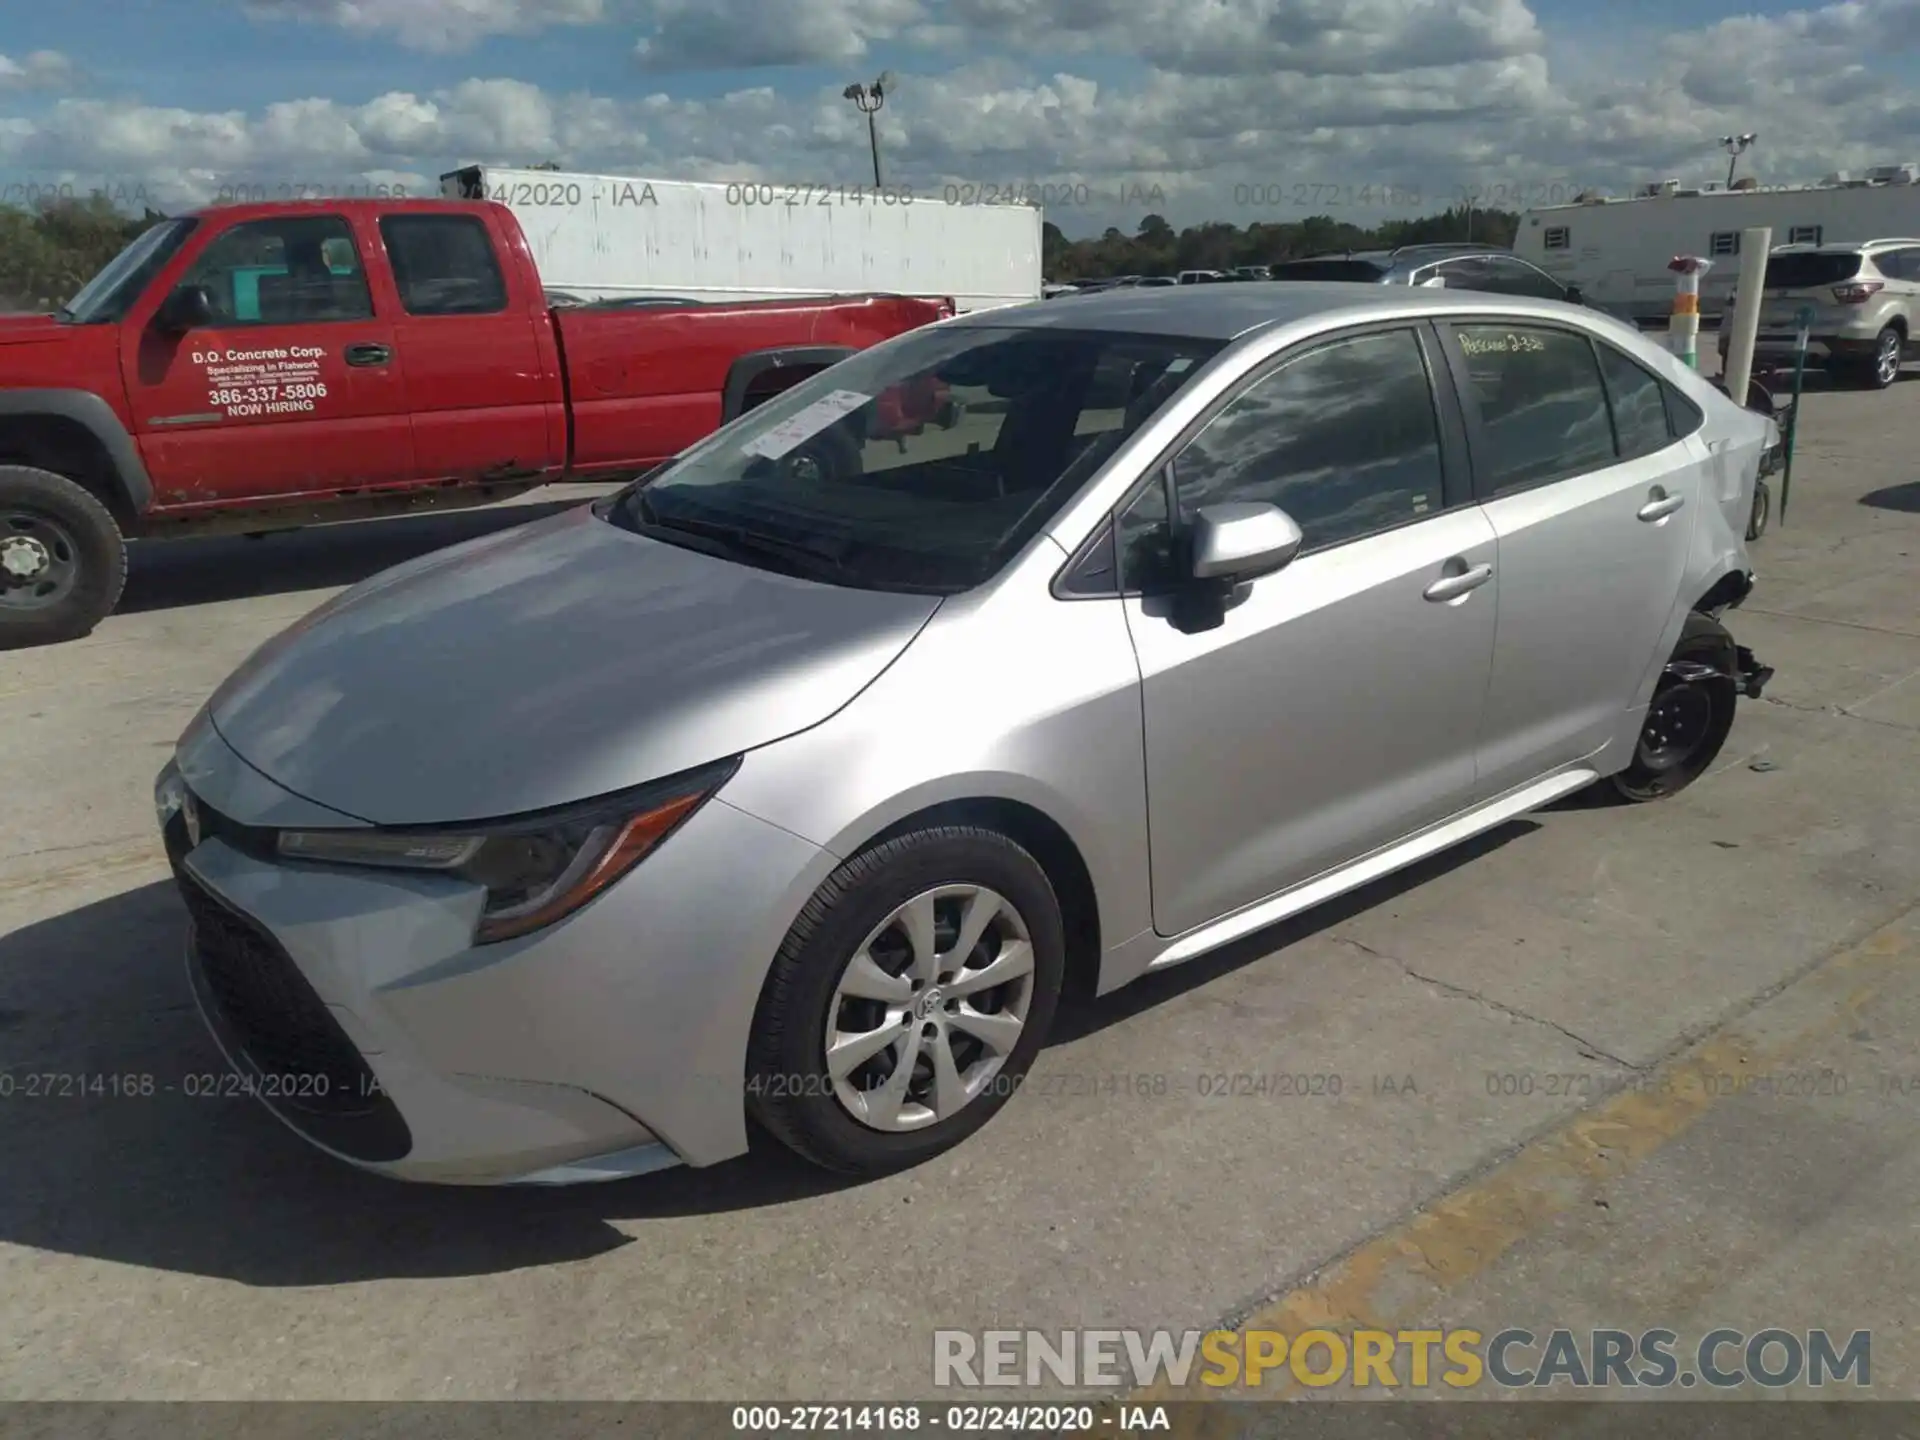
{"left": 625, "top": 498, "right": 859, "bottom": 582}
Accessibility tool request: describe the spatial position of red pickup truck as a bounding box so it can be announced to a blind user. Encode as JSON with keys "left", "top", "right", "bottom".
{"left": 0, "top": 197, "right": 952, "bottom": 647}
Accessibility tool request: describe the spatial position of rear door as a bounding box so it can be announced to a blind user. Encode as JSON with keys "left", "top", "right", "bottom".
{"left": 121, "top": 211, "right": 415, "bottom": 507}
{"left": 375, "top": 211, "right": 558, "bottom": 484}
{"left": 1441, "top": 320, "right": 1706, "bottom": 797}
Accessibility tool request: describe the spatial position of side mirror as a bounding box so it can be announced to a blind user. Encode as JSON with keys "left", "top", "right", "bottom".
{"left": 156, "top": 284, "right": 215, "bottom": 332}
{"left": 1189, "top": 502, "right": 1304, "bottom": 583}
{"left": 1564, "top": 284, "right": 1585, "bottom": 304}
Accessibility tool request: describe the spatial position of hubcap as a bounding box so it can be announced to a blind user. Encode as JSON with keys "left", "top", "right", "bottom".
{"left": 824, "top": 884, "right": 1036, "bottom": 1132}
{"left": 0, "top": 510, "right": 79, "bottom": 610}
{"left": 1637, "top": 683, "right": 1714, "bottom": 772}
{"left": 1878, "top": 333, "right": 1901, "bottom": 386}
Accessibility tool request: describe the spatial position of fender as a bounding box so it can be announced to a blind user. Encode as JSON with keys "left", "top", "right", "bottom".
{"left": 719, "top": 346, "right": 858, "bottom": 423}
{"left": 0, "top": 388, "right": 154, "bottom": 514}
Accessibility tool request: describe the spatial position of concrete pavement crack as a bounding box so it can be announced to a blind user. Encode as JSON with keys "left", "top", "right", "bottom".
{"left": 1331, "top": 934, "right": 1639, "bottom": 1070}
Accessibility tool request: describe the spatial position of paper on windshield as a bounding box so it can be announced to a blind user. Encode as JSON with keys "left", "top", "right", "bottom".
{"left": 739, "top": 389, "right": 871, "bottom": 460}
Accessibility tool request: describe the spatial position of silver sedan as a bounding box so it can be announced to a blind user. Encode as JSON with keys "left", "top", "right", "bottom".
{"left": 156, "top": 283, "right": 1777, "bottom": 1184}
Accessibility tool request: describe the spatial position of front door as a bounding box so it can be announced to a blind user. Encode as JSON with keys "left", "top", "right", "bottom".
{"left": 1437, "top": 321, "right": 1704, "bottom": 797}
{"left": 1122, "top": 325, "right": 1499, "bottom": 938}
{"left": 122, "top": 211, "right": 415, "bottom": 508}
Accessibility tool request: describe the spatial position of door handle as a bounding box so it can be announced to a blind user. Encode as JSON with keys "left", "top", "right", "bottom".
{"left": 344, "top": 343, "right": 392, "bottom": 367}
{"left": 1637, "top": 491, "right": 1686, "bottom": 522}
{"left": 1423, "top": 562, "right": 1493, "bottom": 603}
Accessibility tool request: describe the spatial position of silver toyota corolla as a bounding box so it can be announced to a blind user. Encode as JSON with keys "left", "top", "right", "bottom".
{"left": 156, "top": 284, "right": 1777, "bottom": 1185}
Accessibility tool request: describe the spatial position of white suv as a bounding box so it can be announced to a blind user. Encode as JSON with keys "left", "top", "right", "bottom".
{"left": 1720, "top": 239, "right": 1920, "bottom": 390}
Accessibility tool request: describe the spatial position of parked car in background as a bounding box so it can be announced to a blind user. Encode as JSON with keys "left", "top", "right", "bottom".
{"left": 1179, "top": 269, "right": 1228, "bottom": 284}
{"left": 158, "top": 281, "right": 1773, "bottom": 1187}
{"left": 0, "top": 197, "right": 950, "bottom": 648}
{"left": 1232, "top": 265, "right": 1272, "bottom": 281}
{"left": 1267, "top": 244, "right": 1633, "bottom": 322}
{"left": 1716, "top": 238, "right": 1919, "bottom": 389}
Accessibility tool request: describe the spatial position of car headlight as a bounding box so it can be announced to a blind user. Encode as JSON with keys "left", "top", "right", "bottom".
{"left": 274, "top": 757, "right": 739, "bottom": 944}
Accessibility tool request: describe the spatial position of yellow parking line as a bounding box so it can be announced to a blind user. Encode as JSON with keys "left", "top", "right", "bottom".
{"left": 1103, "top": 908, "right": 1915, "bottom": 1423}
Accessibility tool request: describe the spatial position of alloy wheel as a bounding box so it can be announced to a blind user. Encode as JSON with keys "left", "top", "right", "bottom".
{"left": 824, "top": 885, "right": 1036, "bottom": 1132}
{"left": 1876, "top": 330, "right": 1902, "bottom": 387}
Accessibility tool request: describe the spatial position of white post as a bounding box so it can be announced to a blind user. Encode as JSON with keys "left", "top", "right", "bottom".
{"left": 1666, "top": 256, "right": 1713, "bottom": 369}
{"left": 1720, "top": 226, "right": 1772, "bottom": 402}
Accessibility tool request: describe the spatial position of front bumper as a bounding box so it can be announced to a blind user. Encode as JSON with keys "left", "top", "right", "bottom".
{"left": 158, "top": 745, "right": 832, "bottom": 1185}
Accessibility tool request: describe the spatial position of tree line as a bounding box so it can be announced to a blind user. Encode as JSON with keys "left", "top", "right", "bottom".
{"left": 1042, "top": 205, "right": 1521, "bottom": 281}
{"left": 0, "top": 192, "right": 1524, "bottom": 311}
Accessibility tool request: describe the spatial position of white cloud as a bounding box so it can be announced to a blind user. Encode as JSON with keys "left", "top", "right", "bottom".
{"left": 242, "top": 0, "right": 607, "bottom": 52}
{"left": 0, "top": 50, "right": 80, "bottom": 91}
{"left": 6, "top": 0, "right": 1920, "bottom": 231}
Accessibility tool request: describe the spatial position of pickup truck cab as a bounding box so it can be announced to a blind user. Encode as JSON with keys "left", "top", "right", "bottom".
{"left": 0, "top": 197, "right": 951, "bottom": 647}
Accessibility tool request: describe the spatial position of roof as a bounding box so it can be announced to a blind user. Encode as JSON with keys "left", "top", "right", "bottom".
{"left": 947, "top": 280, "right": 1568, "bottom": 341}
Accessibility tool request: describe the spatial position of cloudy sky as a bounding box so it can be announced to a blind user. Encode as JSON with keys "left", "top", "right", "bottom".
{"left": 1, "top": 0, "right": 1917, "bottom": 235}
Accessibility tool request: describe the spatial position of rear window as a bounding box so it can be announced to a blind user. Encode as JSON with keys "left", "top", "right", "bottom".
{"left": 1764, "top": 253, "right": 1862, "bottom": 289}
{"left": 1267, "top": 261, "right": 1387, "bottom": 283}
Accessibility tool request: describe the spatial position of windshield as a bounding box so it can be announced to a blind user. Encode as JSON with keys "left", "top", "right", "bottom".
{"left": 606, "top": 324, "right": 1225, "bottom": 593}
{"left": 60, "top": 218, "right": 198, "bottom": 324}
{"left": 1267, "top": 260, "right": 1386, "bottom": 283}
{"left": 1764, "top": 253, "right": 1862, "bottom": 290}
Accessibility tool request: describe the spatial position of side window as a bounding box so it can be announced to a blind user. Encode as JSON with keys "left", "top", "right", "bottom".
{"left": 1882, "top": 248, "right": 1920, "bottom": 281}
{"left": 1169, "top": 328, "right": 1446, "bottom": 552}
{"left": 1451, "top": 325, "right": 1615, "bottom": 497}
{"left": 1433, "top": 258, "right": 1491, "bottom": 291}
{"left": 1662, "top": 382, "right": 1705, "bottom": 440}
{"left": 379, "top": 215, "right": 508, "bottom": 316}
{"left": 1117, "top": 469, "right": 1181, "bottom": 593}
{"left": 1595, "top": 342, "right": 1674, "bottom": 460}
{"left": 1484, "top": 258, "right": 1567, "bottom": 301}
{"left": 179, "top": 215, "right": 373, "bottom": 325}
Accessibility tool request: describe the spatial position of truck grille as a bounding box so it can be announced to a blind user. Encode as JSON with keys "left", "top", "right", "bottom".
{"left": 177, "top": 858, "right": 412, "bottom": 1164}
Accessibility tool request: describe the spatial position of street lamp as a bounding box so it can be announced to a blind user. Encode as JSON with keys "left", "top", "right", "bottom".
{"left": 1721, "top": 133, "right": 1756, "bottom": 188}
{"left": 843, "top": 71, "right": 897, "bottom": 187}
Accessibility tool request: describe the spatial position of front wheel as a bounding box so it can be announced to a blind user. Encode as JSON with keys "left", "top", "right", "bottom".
{"left": 747, "top": 827, "right": 1067, "bottom": 1175}
{"left": 0, "top": 465, "right": 128, "bottom": 650}
{"left": 1611, "top": 618, "right": 1740, "bottom": 803}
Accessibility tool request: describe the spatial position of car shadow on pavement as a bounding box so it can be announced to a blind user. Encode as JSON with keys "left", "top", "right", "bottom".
{"left": 118, "top": 498, "right": 591, "bottom": 615}
{"left": 1860, "top": 481, "right": 1920, "bottom": 513}
{"left": 0, "top": 820, "right": 1538, "bottom": 1286}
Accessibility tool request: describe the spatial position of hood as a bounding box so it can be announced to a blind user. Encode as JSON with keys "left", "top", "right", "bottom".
{"left": 206, "top": 505, "right": 941, "bottom": 825}
{"left": 0, "top": 314, "right": 70, "bottom": 345}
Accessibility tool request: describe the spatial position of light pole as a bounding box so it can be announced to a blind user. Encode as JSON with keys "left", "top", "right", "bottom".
{"left": 1721, "top": 133, "right": 1756, "bottom": 188}
{"left": 843, "top": 71, "right": 897, "bottom": 187}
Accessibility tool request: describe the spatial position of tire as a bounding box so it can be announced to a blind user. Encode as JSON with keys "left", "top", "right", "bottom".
{"left": 1746, "top": 479, "right": 1771, "bottom": 542}
{"left": 0, "top": 464, "right": 127, "bottom": 650}
{"left": 747, "top": 826, "right": 1067, "bottom": 1175}
{"left": 1850, "top": 326, "right": 1903, "bottom": 390}
{"left": 1611, "top": 615, "right": 1740, "bottom": 803}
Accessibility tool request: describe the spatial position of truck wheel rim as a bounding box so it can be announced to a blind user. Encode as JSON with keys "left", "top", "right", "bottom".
{"left": 1637, "top": 684, "right": 1713, "bottom": 772}
{"left": 0, "top": 509, "right": 78, "bottom": 611}
{"left": 824, "top": 884, "right": 1035, "bottom": 1133}
{"left": 1877, "top": 332, "right": 1901, "bottom": 385}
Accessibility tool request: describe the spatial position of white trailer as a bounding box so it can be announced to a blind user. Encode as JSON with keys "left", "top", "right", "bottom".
{"left": 440, "top": 166, "right": 1043, "bottom": 315}
{"left": 1515, "top": 165, "right": 1920, "bottom": 321}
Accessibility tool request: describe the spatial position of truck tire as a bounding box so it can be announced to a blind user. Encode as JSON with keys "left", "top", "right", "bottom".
{"left": 0, "top": 464, "right": 128, "bottom": 649}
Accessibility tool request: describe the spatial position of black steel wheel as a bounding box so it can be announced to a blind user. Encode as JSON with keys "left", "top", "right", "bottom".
{"left": 0, "top": 465, "right": 127, "bottom": 650}
{"left": 1611, "top": 618, "right": 1741, "bottom": 803}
